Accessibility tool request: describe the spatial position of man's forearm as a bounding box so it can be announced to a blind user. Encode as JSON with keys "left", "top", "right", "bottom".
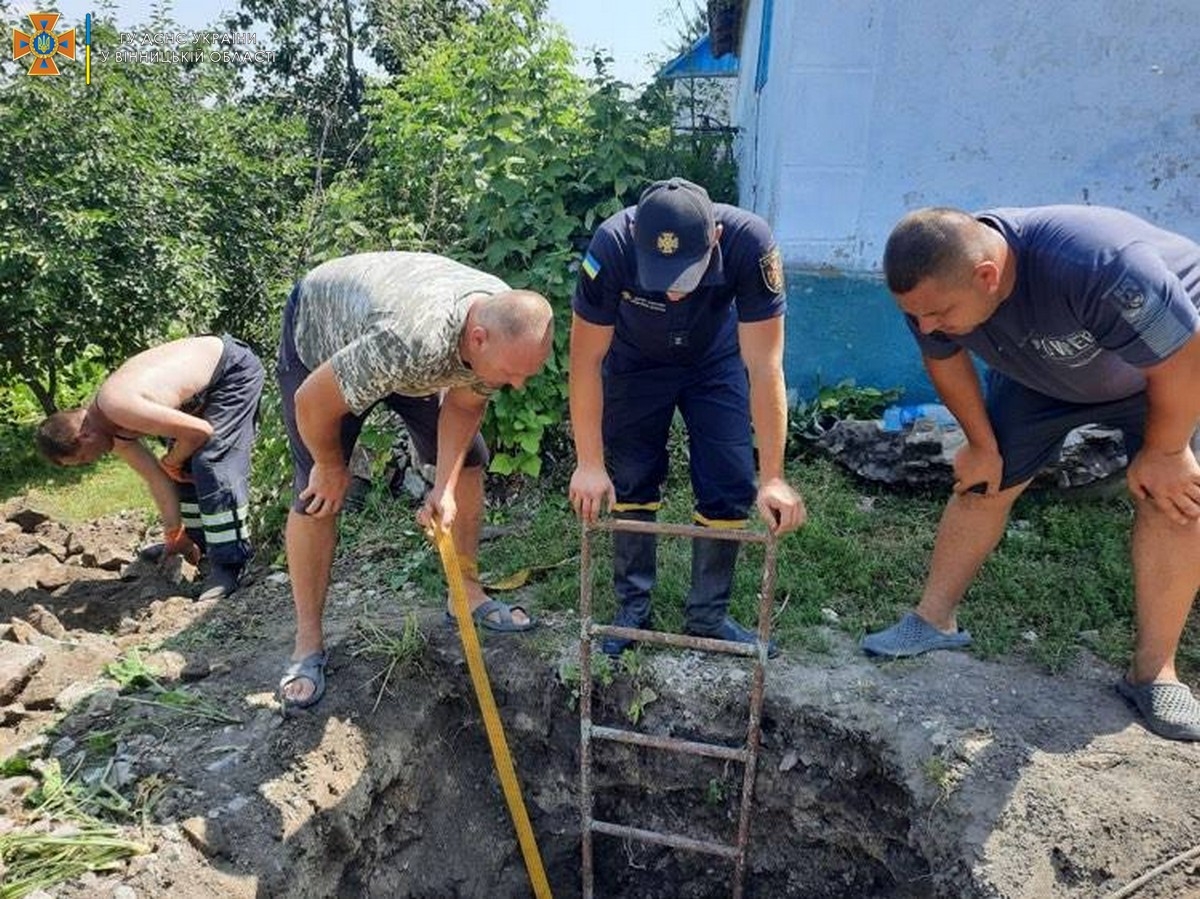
{"left": 115, "top": 441, "right": 182, "bottom": 528}
{"left": 296, "top": 401, "right": 347, "bottom": 467}
{"left": 925, "top": 352, "right": 996, "bottom": 448}
{"left": 161, "top": 418, "right": 213, "bottom": 464}
{"left": 747, "top": 368, "right": 788, "bottom": 482}
{"left": 434, "top": 392, "right": 487, "bottom": 492}
{"left": 569, "top": 365, "right": 606, "bottom": 468}
{"left": 1143, "top": 336, "right": 1200, "bottom": 453}
{"left": 292, "top": 363, "right": 355, "bottom": 469}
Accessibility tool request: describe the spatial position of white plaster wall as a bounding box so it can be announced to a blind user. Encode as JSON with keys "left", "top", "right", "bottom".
{"left": 733, "top": 0, "right": 1200, "bottom": 273}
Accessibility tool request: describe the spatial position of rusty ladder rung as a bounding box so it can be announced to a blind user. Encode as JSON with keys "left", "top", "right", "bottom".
{"left": 590, "top": 624, "right": 759, "bottom": 657}
{"left": 579, "top": 518, "right": 779, "bottom": 899}
{"left": 589, "top": 724, "right": 750, "bottom": 763}
{"left": 589, "top": 819, "right": 741, "bottom": 860}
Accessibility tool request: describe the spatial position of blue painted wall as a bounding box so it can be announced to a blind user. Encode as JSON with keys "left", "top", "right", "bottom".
{"left": 782, "top": 271, "right": 936, "bottom": 404}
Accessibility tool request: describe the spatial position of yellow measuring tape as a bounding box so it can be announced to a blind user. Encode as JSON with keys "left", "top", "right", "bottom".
{"left": 431, "top": 523, "right": 553, "bottom": 899}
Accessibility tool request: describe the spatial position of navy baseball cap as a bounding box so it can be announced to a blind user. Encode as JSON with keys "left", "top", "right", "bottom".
{"left": 633, "top": 178, "right": 716, "bottom": 293}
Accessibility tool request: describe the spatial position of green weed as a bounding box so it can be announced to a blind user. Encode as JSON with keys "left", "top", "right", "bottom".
{"left": 105, "top": 650, "right": 241, "bottom": 726}
{"left": 353, "top": 614, "right": 429, "bottom": 712}
{"left": 626, "top": 685, "right": 658, "bottom": 726}
{"left": 0, "top": 759, "right": 150, "bottom": 899}
{"left": 559, "top": 652, "right": 615, "bottom": 711}
{"left": 923, "top": 755, "right": 955, "bottom": 799}
{"left": 705, "top": 777, "right": 727, "bottom": 807}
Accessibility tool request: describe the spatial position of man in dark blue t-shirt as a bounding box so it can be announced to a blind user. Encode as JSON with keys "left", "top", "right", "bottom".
{"left": 568, "top": 177, "right": 805, "bottom": 656}
{"left": 861, "top": 204, "right": 1200, "bottom": 742}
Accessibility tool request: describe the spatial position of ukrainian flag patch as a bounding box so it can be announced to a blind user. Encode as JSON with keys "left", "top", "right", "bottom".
{"left": 582, "top": 252, "right": 601, "bottom": 280}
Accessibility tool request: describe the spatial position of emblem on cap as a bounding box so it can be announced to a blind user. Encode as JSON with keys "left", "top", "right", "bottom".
{"left": 656, "top": 231, "right": 680, "bottom": 255}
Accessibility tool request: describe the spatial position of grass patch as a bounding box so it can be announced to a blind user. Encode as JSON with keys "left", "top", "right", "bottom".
{"left": 330, "top": 449, "right": 1168, "bottom": 677}
{"left": 8, "top": 454, "right": 153, "bottom": 523}
{"left": 105, "top": 649, "right": 242, "bottom": 726}
{"left": 0, "top": 388, "right": 152, "bottom": 522}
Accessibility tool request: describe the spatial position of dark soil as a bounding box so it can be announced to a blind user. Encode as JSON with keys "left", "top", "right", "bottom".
{"left": 1, "top": 500, "right": 1198, "bottom": 899}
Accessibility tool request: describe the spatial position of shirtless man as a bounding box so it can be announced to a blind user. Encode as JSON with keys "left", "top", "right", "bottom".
{"left": 36, "top": 335, "right": 264, "bottom": 601}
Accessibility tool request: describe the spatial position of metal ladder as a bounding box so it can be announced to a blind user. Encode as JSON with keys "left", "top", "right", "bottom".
{"left": 578, "top": 518, "right": 779, "bottom": 899}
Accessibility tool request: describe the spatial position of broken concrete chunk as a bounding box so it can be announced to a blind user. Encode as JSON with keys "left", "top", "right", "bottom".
{"left": 0, "top": 644, "right": 46, "bottom": 704}
{"left": 6, "top": 504, "right": 51, "bottom": 533}
{"left": 180, "top": 815, "right": 229, "bottom": 858}
{"left": 26, "top": 604, "right": 66, "bottom": 639}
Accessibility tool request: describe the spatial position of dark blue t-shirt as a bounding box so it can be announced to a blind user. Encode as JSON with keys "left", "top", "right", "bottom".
{"left": 911, "top": 206, "right": 1200, "bottom": 404}
{"left": 572, "top": 204, "right": 786, "bottom": 371}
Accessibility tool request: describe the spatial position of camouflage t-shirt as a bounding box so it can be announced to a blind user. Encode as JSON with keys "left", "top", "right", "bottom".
{"left": 293, "top": 252, "right": 509, "bottom": 414}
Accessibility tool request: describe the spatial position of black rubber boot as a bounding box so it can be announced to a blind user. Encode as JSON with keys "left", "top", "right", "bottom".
{"left": 197, "top": 561, "right": 243, "bottom": 602}
{"left": 684, "top": 535, "right": 778, "bottom": 657}
{"left": 602, "top": 511, "right": 657, "bottom": 656}
{"left": 683, "top": 534, "right": 739, "bottom": 633}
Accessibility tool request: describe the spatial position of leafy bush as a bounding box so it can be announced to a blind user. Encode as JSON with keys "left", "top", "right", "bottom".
{"left": 789, "top": 380, "right": 903, "bottom": 448}
{"left": 247, "top": 386, "right": 294, "bottom": 560}
{"left": 0, "top": 360, "right": 109, "bottom": 497}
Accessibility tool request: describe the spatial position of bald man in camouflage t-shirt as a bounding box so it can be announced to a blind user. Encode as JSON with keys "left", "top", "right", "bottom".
{"left": 277, "top": 252, "right": 554, "bottom": 710}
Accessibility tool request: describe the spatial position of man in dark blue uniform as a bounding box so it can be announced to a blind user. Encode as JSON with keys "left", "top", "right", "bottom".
{"left": 861, "top": 205, "right": 1200, "bottom": 742}
{"left": 568, "top": 177, "right": 806, "bottom": 656}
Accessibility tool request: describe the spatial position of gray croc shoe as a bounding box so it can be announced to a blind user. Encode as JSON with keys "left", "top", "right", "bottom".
{"left": 861, "top": 611, "right": 972, "bottom": 659}
{"left": 1116, "top": 678, "right": 1200, "bottom": 742}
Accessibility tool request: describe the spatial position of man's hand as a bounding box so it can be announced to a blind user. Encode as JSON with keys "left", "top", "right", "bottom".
{"left": 1127, "top": 445, "right": 1200, "bottom": 524}
{"left": 299, "top": 461, "right": 351, "bottom": 518}
{"left": 756, "top": 477, "right": 806, "bottom": 535}
{"left": 163, "top": 524, "right": 201, "bottom": 565}
{"left": 952, "top": 441, "right": 1005, "bottom": 496}
{"left": 417, "top": 484, "right": 457, "bottom": 531}
{"left": 569, "top": 464, "right": 616, "bottom": 523}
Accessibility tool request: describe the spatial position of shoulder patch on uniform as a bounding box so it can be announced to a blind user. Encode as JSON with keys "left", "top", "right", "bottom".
{"left": 759, "top": 246, "right": 785, "bottom": 294}
{"left": 582, "top": 252, "right": 601, "bottom": 280}
{"left": 1108, "top": 272, "right": 1147, "bottom": 313}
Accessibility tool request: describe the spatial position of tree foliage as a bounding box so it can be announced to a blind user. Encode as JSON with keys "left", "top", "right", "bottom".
{"left": 353, "top": 1, "right": 635, "bottom": 474}
{"left": 225, "top": 0, "right": 484, "bottom": 174}
{"left": 0, "top": 0, "right": 737, "bottom": 487}
{"left": 366, "top": 0, "right": 488, "bottom": 76}
{"left": 0, "top": 14, "right": 307, "bottom": 413}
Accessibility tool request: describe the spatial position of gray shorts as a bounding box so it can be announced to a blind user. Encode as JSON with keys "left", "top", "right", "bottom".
{"left": 987, "top": 370, "right": 1198, "bottom": 489}
{"left": 276, "top": 287, "right": 488, "bottom": 513}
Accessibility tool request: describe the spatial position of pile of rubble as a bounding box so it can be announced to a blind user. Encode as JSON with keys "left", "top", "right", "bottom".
{"left": 814, "top": 418, "right": 1128, "bottom": 492}
{"left": 0, "top": 503, "right": 140, "bottom": 594}
{"left": 0, "top": 501, "right": 203, "bottom": 757}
